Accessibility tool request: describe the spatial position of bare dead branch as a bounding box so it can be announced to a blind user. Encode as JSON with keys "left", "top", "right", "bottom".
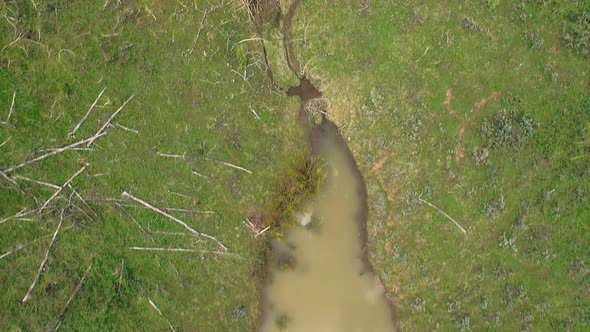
{"left": 53, "top": 261, "right": 93, "bottom": 331}
{"left": 216, "top": 160, "right": 252, "bottom": 174}
{"left": 0, "top": 208, "right": 32, "bottom": 225}
{"left": 39, "top": 164, "right": 88, "bottom": 213}
{"left": 121, "top": 191, "right": 227, "bottom": 251}
{"left": 129, "top": 246, "right": 243, "bottom": 258}
{"left": 0, "top": 136, "right": 11, "bottom": 148}
{"left": 86, "top": 95, "right": 135, "bottom": 147}
{"left": 0, "top": 170, "right": 25, "bottom": 194}
{"left": 68, "top": 87, "right": 107, "bottom": 138}
{"left": 0, "top": 225, "right": 74, "bottom": 260}
{"left": 3, "top": 133, "right": 105, "bottom": 174}
{"left": 13, "top": 175, "right": 61, "bottom": 190}
{"left": 418, "top": 193, "right": 467, "bottom": 235}
{"left": 22, "top": 206, "right": 68, "bottom": 303}
{"left": 148, "top": 297, "right": 176, "bottom": 332}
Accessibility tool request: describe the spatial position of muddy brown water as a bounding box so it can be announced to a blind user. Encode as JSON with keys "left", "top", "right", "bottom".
{"left": 258, "top": 117, "right": 397, "bottom": 331}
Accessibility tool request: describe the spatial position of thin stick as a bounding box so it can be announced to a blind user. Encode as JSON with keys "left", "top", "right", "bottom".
{"left": 0, "top": 207, "right": 31, "bottom": 225}
{"left": 68, "top": 88, "right": 106, "bottom": 138}
{"left": 114, "top": 123, "right": 138, "bottom": 134}
{"left": 148, "top": 297, "right": 176, "bottom": 332}
{"left": 86, "top": 95, "right": 134, "bottom": 147}
{"left": 418, "top": 193, "right": 467, "bottom": 234}
{"left": 5, "top": 90, "right": 16, "bottom": 123}
{"left": 255, "top": 226, "right": 270, "bottom": 238}
{"left": 191, "top": 169, "right": 210, "bottom": 179}
{"left": 0, "top": 170, "right": 24, "bottom": 194}
{"left": 129, "top": 246, "right": 242, "bottom": 258}
{"left": 0, "top": 225, "right": 74, "bottom": 260}
{"left": 13, "top": 175, "right": 61, "bottom": 190}
{"left": 183, "top": 8, "right": 210, "bottom": 58}
{"left": 3, "top": 133, "right": 105, "bottom": 173}
{"left": 121, "top": 191, "right": 227, "bottom": 251}
{"left": 163, "top": 208, "right": 215, "bottom": 215}
{"left": 22, "top": 207, "right": 67, "bottom": 303}
{"left": 53, "top": 262, "right": 93, "bottom": 331}
{"left": 39, "top": 165, "right": 88, "bottom": 213}
{"left": 216, "top": 160, "right": 252, "bottom": 174}
{"left": 68, "top": 186, "right": 98, "bottom": 220}
{"left": 157, "top": 152, "right": 186, "bottom": 159}
{"left": 115, "top": 203, "right": 151, "bottom": 238}
{"left": 0, "top": 136, "right": 11, "bottom": 148}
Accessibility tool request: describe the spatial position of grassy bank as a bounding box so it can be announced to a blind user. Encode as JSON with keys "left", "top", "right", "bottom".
{"left": 0, "top": 1, "right": 308, "bottom": 330}
{"left": 290, "top": 0, "right": 589, "bottom": 330}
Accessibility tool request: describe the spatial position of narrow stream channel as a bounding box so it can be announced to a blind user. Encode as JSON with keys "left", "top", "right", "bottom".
{"left": 259, "top": 117, "right": 397, "bottom": 332}
{"left": 254, "top": 1, "right": 397, "bottom": 330}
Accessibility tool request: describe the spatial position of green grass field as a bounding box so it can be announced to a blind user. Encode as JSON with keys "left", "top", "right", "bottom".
{"left": 1, "top": 0, "right": 589, "bottom": 331}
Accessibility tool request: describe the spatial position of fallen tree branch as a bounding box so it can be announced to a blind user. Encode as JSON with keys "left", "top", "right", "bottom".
{"left": 53, "top": 261, "right": 93, "bottom": 331}
{"left": 418, "top": 193, "right": 467, "bottom": 235}
{"left": 4, "top": 90, "right": 16, "bottom": 124}
{"left": 121, "top": 191, "right": 228, "bottom": 251}
{"left": 191, "top": 169, "right": 210, "bottom": 180}
{"left": 129, "top": 246, "right": 242, "bottom": 258}
{"left": 22, "top": 206, "right": 68, "bottom": 303}
{"left": 3, "top": 133, "right": 104, "bottom": 173}
{"left": 13, "top": 174, "right": 61, "bottom": 190}
{"left": 0, "top": 136, "right": 11, "bottom": 148}
{"left": 86, "top": 95, "right": 135, "bottom": 147}
{"left": 0, "top": 169, "right": 25, "bottom": 194}
{"left": 215, "top": 160, "right": 252, "bottom": 174}
{"left": 0, "top": 224, "right": 74, "bottom": 260}
{"left": 148, "top": 297, "right": 176, "bottom": 332}
{"left": 68, "top": 87, "right": 107, "bottom": 138}
{"left": 0, "top": 207, "right": 32, "bottom": 225}
{"left": 182, "top": 8, "right": 210, "bottom": 59}
{"left": 115, "top": 203, "right": 152, "bottom": 239}
{"left": 39, "top": 164, "right": 88, "bottom": 213}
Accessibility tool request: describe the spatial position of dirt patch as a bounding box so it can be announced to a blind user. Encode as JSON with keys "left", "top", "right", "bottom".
{"left": 443, "top": 88, "right": 455, "bottom": 114}
{"left": 243, "top": 0, "right": 281, "bottom": 24}
{"left": 475, "top": 91, "right": 501, "bottom": 110}
{"left": 455, "top": 125, "right": 466, "bottom": 163}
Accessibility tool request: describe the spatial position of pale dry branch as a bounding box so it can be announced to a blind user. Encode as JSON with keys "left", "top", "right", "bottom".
{"left": 182, "top": 8, "right": 211, "bottom": 58}
{"left": 191, "top": 169, "right": 210, "bottom": 179}
{"left": 0, "top": 136, "right": 11, "bottom": 148}
{"left": 115, "top": 203, "right": 152, "bottom": 239}
{"left": 13, "top": 175, "right": 61, "bottom": 190}
{"left": 39, "top": 164, "right": 88, "bottom": 213}
{"left": 148, "top": 297, "right": 176, "bottom": 332}
{"left": 53, "top": 261, "right": 93, "bottom": 331}
{"left": 418, "top": 193, "right": 467, "bottom": 235}
{"left": 121, "top": 191, "right": 227, "bottom": 251}
{"left": 216, "top": 160, "right": 252, "bottom": 174}
{"left": 86, "top": 95, "right": 135, "bottom": 147}
{"left": 114, "top": 123, "right": 139, "bottom": 134}
{"left": 22, "top": 206, "right": 68, "bottom": 303}
{"left": 0, "top": 208, "right": 32, "bottom": 225}
{"left": 68, "top": 87, "right": 107, "bottom": 138}
{"left": 129, "top": 246, "right": 243, "bottom": 258}
{"left": 5, "top": 90, "right": 16, "bottom": 124}
{"left": 3, "top": 133, "right": 105, "bottom": 173}
{"left": 157, "top": 152, "right": 186, "bottom": 159}
{"left": 0, "top": 224, "right": 74, "bottom": 260}
{"left": 0, "top": 170, "right": 24, "bottom": 194}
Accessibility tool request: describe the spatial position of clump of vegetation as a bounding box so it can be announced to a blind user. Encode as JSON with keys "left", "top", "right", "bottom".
{"left": 463, "top": 17, "right": 480, "bottom": 31}
{"left": 361, "top": 87, "right": 385, "bottom": 121}
{"left": 563, "top": 5, "right": 590, "bottom": 58}
{"left": 524, "top": 30, "right": 544, "bottom": 49}
{"left": 483, "top": 194, "right": 506, "bottom": 218}
{"left": 479, "top": 109, "right": 539, "bottom": 149}
{"left": 264, "top": 153, "right": 325, "bottom": 238}
{"left": 472, "top": 146, "right": 490, "bottom": 165}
